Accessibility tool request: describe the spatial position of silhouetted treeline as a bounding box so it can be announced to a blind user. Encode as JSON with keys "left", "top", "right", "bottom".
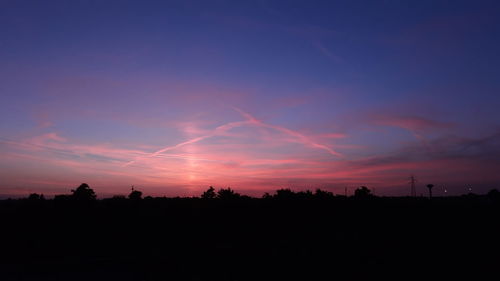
{"left": 0, "top": 184, "right": 499, "bottom": 281}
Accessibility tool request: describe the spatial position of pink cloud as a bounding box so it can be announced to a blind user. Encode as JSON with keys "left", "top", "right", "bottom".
{"left": 373, "top": 115, "right": 452, "bottom": 131}
{"left": 125, "top": 108, "right": 343, "bottom": 167}
{"left": 2, "top": 108, "right": 499, "bottom": 198}
{"left": 233, "top": 107, "right": 343, "bottom": 157}
{"left": 370, "top": 114, "right": 454, "bottom": 141}
{"left": 317, "top": 133, "right": 347, "bottom": 139}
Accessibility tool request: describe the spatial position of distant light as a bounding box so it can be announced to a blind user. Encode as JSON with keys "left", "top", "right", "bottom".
{"left": 444, "top": 189, "right": 448, "bottom": 193}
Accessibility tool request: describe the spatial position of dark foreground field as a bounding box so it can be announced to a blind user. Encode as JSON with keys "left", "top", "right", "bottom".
{"left": 1, "top": 194, "right": 499, "bottom": 280}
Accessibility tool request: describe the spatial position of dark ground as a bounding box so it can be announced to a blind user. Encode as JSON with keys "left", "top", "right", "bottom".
{"left": 0, "top": 195, "right": 499, "bottom": 280}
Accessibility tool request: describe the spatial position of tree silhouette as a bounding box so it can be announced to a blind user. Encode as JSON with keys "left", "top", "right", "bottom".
{"left": 274, "top": 188, "right": 296, "bottom": 199}
{"left": 314, "top": 189, "right": 334, "bottom": 199}
{"left": 129, "top": 187, "right": 143, "bottom": 200}
{"left": 216, "top": 187, "right": 240, "bottom": 199}
{"left": 297, "top": 190, "right": 314, "bottom": 199}
{"left": 487, "top": 189, "right": 500, "bottom": 202}
{"left": 201, "top": 186, "right": 216, "bottom": 199}
{"left": 354, "top": 186, "right": 372, "bottom": 198}
{"left": 71, "top": 183, "right": 96, "bottom": 201}
{"left": 28, "top": 193, "right": 45, "bottom": 200}
{"left": 488, "top": 189, "right": 499, "bottom": 197}
{"left": 53, "top": 194, "right": 71, "bottom": 201}
{"left": 426, "top": 184, "right": 434, "bottom": 199}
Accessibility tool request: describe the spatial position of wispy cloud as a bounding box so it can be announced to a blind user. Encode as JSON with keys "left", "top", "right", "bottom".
{"left": 312, "top": 40, "right": 343, "bottom": 62}
{"left": 373, "top": 115, "right": 453, "bottom": 132}
{"left": 232, "top": 107, "right": 343, "bottom": 157}
{"left": 3, "top": 108, "right": 499, "bottom": 197}
{"left": 125, "top": 107, "right": 342, "bottom": 166}
{"left": 371, "top": 114, "right": 453, "bottom": 140}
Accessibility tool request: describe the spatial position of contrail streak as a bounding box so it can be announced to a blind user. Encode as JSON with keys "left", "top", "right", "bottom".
{"left": 232, "top": 107, "right": 342, "bottom": 157}
{"left": 123, "top": 120, "right": 250, "bottom": 166}
{"left": 124, "top": 108, "right": 341, "bottom": 166}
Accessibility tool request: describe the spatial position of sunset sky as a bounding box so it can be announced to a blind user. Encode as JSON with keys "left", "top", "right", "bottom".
{"left": 1, "top": 0, "right": 500, "bottom": 197}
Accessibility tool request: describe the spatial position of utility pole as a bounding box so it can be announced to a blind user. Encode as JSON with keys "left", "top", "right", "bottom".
{"left": 409, "top": 175, "right": 417, "bottom": 197}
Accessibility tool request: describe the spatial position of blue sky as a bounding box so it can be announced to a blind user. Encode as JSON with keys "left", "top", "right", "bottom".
{"left": 1, "top": 0, "right": 499, "bottom": 197}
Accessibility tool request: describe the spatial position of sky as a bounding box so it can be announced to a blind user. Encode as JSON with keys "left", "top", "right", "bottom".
{"left": 1, "top": 0, "right": 500, "bottom": 198}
